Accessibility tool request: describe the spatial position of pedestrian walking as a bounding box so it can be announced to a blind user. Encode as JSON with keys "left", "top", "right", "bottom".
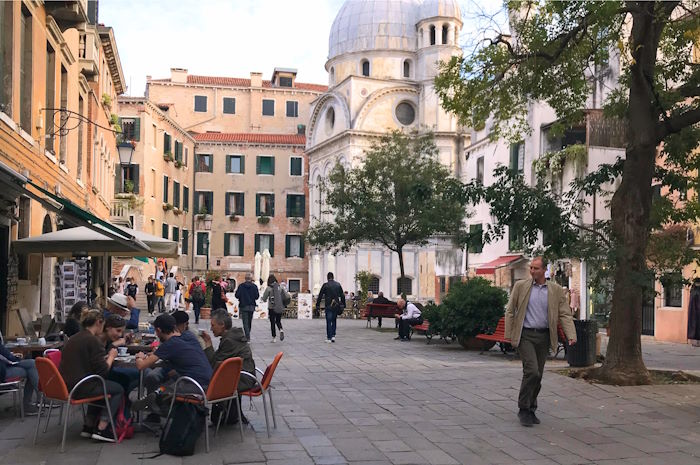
{"left": 144, "top": 275, "right": 155, "bottom": 315}
{"left": 235, "top": 272, "right": 259, "bottom": 342}
{"left": 154, "top": 276, "right": 165, "bottom": 313}
{"left": 262, "top": 275, "right": 289, "bottom": 343}
{"left": 125, "top": 277, "right": 138, "bottom": 301}
{"left": 316, "top": 272, "right": 345, "bottom": 343}
{"left": 505, "top": 256, "right": 576, "bottom": 427}
{"left": 187, "top": 276, "right": 206, "bottom": 324}
{"left": 164, "top": 272, "right": 177, "bottom": 312}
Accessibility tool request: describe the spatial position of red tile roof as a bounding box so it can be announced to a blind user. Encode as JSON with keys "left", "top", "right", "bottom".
{"left": 150, "top": 75, "right": 327, "bottom": 92}
{"left": 192, "top": 132, "right": 306, "bottom": 145}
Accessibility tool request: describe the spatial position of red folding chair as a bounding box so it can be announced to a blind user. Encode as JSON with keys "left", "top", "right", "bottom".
{"left": 240, "top": 351, "right": 283, "bottom": 438}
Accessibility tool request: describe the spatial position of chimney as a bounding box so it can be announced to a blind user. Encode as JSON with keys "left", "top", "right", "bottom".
{"left": 250, "top": 72, "right": 263, "bottom": 87}
{"left": 170, "top": 68, "right": 188, "bottom": 83}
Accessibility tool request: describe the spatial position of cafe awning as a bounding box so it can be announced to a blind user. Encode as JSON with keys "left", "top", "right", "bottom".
{"left": 475, "top": 255, "right": 524, "bottom": 275}
{"left": 0, "top": 160, "right": 149, "bottom": 253}
{"left": 13, "top": 225, "right": 179, "bottom": 258}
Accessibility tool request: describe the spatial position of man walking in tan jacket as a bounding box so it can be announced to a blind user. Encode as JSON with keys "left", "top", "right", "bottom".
{"left": 505, "top": 257, "right": 577, "bottom": 427}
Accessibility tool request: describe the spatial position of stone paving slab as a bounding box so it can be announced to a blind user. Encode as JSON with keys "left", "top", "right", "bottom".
{"left": 0, "top": 318, "right": 698, "bottom": 465}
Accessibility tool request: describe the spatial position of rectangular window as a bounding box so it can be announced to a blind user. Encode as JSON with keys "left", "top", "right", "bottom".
{"left": 45, "top": 43, "right": 55, "bottom": 154}
{"left": 194, "top": 95, "right": 207, "bottom": 112}
{"left": 120, "top": 164, "right": 139, "bottom": 194}
{"left": 0, "top": 1, "right": 13, "bottom": 114}
{"left": 256, "top": 155, "right": 275, "bottom": 175}
{"left": 174, "top": 140, "right": 183, "bottom": 162}
{"left": 288, "top": 279, "right": 301, "bottom": 293}
{"left": 19, "top": 6, "right": 32, "bottom": 132}
{"left": 256, "top": 193, "right": 275, "bottom": 217}
{"left": 59, "top": 66, "right": 67, "bottom": 163}
{"left": 476, "top": 156, "right": 484, "bottom": 184}
{"left": 195, "top": 191, "right": 213, "bottom": 215}
{"left": 173, "top": 181, "right": 180, "bottom": 208}
{"left": 469, "top": 224, "right": 483, "bottom": 253}
{"left": 225, "top": 192, "right": 244, "bottom": 216}
{"left": 664, "top": 278, "right": 683, "bottom": 308}
{"left": 286, "top": 194, "right": 305, "bottom": 218}
{"left": 172, "top": 226, "right": 179, "bottom": 243}
{"left": 286, "top": 100, "right": 298, "bottom": 117}
{"left": 508, "top": 224, "right": 522, "bottom": 251}
{"left": 161, "top": 223, "right": 168, "bottom": 239}
{"left": 183, "top": 186, "right": 189, "bottom": 211}
{"left": 182, "top": 229, "right": 189, "bottom": 255}
{"left": 120, "top": 117, "right": 140, "bottom": 141}
{"left": 196, "top": 232, "right": 209, "bottom": 256}
{"left": 290, "top": 156, "right": 302, "bottom": 176}
{"left": 255, "top": 234, "right": 274, "bottom": 256}
{"left": 509, "top": 142, "right": 524, "bottom": 173}
{"left": 224, "top": 233, "right": 244, "bottom": 257}
{"left": 163, "top": 175, "right": 169, "bottom": 203}
{"left": 223, "top": 97, "right": 236, "bottom": 114}
{"left": 262, "top": 99, "right": 274, "bottom": 116}
{"left": 226, "top": 155, "right": 244, "bottom": 174}
{"left": 285, "top": 235, "right": 304, "bottom": 258}
{"left": 196, "top": 154, "right": 212, "bottom": 172}
{"left": 163, "top": 133, "right": 171, "bottom": 156}
{"left": 279, "top": 76, "right": 293, "bottom": 87}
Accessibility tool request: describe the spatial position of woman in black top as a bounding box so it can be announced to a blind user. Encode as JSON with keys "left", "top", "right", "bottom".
{"left": 64, "top": 301, "right": 89, "bottom": 338}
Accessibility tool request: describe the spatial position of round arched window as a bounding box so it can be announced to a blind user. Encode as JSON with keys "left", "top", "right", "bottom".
{"left": 326, "top": 106, "right": 335, "bottom": 131}
{"left": 395, "top": 102, "right": 416, "bottom": 126}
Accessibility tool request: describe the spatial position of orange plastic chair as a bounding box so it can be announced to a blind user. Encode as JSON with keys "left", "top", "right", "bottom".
{"left": 240, "top": 351, "right": 283, "bottom": 438}
{"left": 32, "top": 357, "right": 116, "bottom": 452}
{"left": 0, "top": 377, "right": 25, "bottom": 418}
{"left": 166, "top": 357, "right": 243, "bottom": 453}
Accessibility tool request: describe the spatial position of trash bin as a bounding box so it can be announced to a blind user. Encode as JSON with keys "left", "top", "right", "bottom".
{"left": 566, "top": 320, "right": 598, "bottom": 367}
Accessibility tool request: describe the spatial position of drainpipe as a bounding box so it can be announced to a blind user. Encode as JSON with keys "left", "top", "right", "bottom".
{"left": 191, "top": 145, "right": 197, "bottom": 274}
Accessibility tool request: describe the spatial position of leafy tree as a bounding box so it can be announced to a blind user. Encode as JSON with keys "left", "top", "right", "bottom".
{"left": 307, "top": 131, "right": 469, "bottom": 290}
{"left": 435, "top": 1, "right": 700, "bottom": 384}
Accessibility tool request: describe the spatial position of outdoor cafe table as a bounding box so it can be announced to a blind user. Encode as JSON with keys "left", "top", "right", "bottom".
{"left": 4, "top": 340, "right": 63, "bottom": 358}
{"left": 113, "top": 347, "right": 159, "bottom": 434}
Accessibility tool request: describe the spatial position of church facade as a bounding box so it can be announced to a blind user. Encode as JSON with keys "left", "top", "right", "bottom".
{"left": 306, "top": 0, "right": 468, "bottom": 301}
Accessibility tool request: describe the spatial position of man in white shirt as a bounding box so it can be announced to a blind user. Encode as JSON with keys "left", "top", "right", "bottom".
{"left": 394, "top": 298, "right": 423, "bottom": 341}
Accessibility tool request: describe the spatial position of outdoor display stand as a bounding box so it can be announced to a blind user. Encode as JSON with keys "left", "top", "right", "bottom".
{"left": 53, "top": 258, "right": 90, "bottom": 322}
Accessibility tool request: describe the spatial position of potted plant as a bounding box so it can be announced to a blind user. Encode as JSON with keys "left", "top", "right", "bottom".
{"left": 196, "top": 206, "right": 211, "bottom": 220}
{"left": 162, "top": 203, "right": 173, "bottom": 211}
{"left": 173, "top": 207, "right": 181, "bottom": 215}
{"left": 258, "top": 215, "right": 270, "bottom": 225}
{"left": 174, "top": 160, "right": 183, "bottom": 168}
{"left": 102, "top": 93, "right": 112, "bottom": 108}
{"left": 290, "top": 216, "right": 302, "bottom": 225}
{"left": 423, "top": 278, "right": 507, "bottom": 350}
{"left": 123, "top": 179, "right": 134, "bottom": 194}
{"left": 229, "top": 214, "right": 239, "bottom": 222}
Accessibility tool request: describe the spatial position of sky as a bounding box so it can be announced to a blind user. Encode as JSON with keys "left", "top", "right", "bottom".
{"left": 99, "top": 0, "right": 507, "bottom": 97}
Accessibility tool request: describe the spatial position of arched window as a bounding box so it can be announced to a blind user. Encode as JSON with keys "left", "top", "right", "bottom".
{"left": 442, "top": 25, "right": 449, "bottom": 45}
{"left": 329, "top": 67, "right": 335, "bottom": 85}
{"left": 403, "top": 60, "right": 410, "bottom": 78}
{"left": 397, "top": 276, "right": 413, "bottom": 296}
{"left": 315, "top": 175, "right": 322, "bottom": 219}
{"left": 368, "top": 276, "right": 380, "bottom": 295}
{"left": 361, "top": 59, "right": 370, "bottom": 77}
{"left": 429, "top": 25, "right": 436, "bottom": 45}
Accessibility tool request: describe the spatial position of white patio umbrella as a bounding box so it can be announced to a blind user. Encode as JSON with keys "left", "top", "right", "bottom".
{"left": 312, "top": 254, "right": 321, "bottom": 295}
{"left": 261, "top": 249, "right": 271, "bottom": 284}
{"left": 254, "top": 252, "right": 261, "bottom": 285}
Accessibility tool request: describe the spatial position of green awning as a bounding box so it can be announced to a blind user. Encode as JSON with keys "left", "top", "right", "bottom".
{"left": 135, "top": 256, "right": 150, "bottom": 263}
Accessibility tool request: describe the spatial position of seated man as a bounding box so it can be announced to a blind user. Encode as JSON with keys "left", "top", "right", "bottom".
{"left": 201, "top": 309, "right": 255, "bottom": 425}
{"left": 172, "top": 311, "right": 206, "bottom": 349}
{"left": 372, "top": 291, "right": 395, "bottom": 328}
{"left": 133, "top": 314, "right": 212, "bottom": 416}
{"left": 394, "top": 298, "right": 423, "bottom": 341}
{"left": 104, "top": 293, "right": 140, "bottom": 330}
{"left": 0, "top": 343, "right": 39, "bottom": 415}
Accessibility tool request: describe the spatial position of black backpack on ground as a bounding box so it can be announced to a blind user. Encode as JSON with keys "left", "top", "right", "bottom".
{"left": 159, "top": 402, "right": 206, "bottom": 456}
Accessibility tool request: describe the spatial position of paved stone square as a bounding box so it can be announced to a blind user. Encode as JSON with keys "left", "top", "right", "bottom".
{"left": 0, "top": 318, "right": 698, "bottom": 465}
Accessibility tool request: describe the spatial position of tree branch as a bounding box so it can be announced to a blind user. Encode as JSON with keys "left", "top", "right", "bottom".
{"left": 567, "top": 220, "right": 612, "bottom": 248}
{"left": 656, "top": 107, "right": 700, "bottom": 142}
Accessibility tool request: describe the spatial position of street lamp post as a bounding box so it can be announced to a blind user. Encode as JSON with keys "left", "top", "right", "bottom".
{"left": 202, "top": 216, "right": 212, "bottom": 275}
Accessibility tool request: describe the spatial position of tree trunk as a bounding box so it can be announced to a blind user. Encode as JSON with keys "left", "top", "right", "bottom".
{"left": 397, "top": 246, "right": 406, "bottom": 299}
{"left": 594, "top": 2, "right": 670, "bottom": 385}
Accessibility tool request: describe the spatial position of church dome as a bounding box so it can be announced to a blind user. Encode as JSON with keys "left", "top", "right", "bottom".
{"left": 418, "top": 0, "right": 461, "bottom": 21}
{"left": 328, "top": 0, "right": 421, "bottom": 61}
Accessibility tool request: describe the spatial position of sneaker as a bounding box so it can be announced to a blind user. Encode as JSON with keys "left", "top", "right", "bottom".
{"left": 326, "top": 339, "right": 331, "bottom": 343}
{"left": 518, "top": 409, "right": 533, "bottom": 427}
{"left": 23, "top": 404, "right": 39, "bottom": 416}
{"left": 80, "top": 425, "right": 94, "bottom": 438}
{"left": 271, "top": 337, "right": 276, "bottom": 343}
{"left": 131, "top": 392, "right": 157, "bottom": 411}
{"left": 400, "top": 338, "right": 409, "bottom": 342}
{"left": 280, "top": 330, "right": 285, "bottom": 341}
{"left": 92, "top": 427, "right": 116, "bottom": 443}
{"left": 331, "top": 337, "right": 335, "bottom": 343}
{"left": 394, "top": 336, "right": 401, "bottom": 340}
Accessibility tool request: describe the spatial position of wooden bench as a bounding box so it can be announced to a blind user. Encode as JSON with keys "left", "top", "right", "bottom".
{"left": 475, "top": 316, "right": 511, "bottom": 353}
{"left": 362, "top": 303, "right": 398, "bottom": 328}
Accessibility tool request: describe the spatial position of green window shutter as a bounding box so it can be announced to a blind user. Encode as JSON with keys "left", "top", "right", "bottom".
{"left": 269, "top": 236, "right": 274, "bottom": 257}
{"left": 225, "top": 194, "right": 230, "bottom": 215}
{"left": 239, "top": 193, "right": 245, "bottom": 216}
{"left": 183, "top": 186, "right": 189, "bottom": 211}
{"left": 509, "top": 143, "right": 517, "bottom": 171}
{"left": 270, "top": 194, "right": 275, "bottom": 217}
{"left": 254, "top": 234, "right": 260, "bottom": 253}
{"left": 255, "top": 194, "right": 260, "bottom": 216}
{"left": 256, "top": 156, "right": 261, "bottom": 174}
{"left": 271, "top": 157, "right": 275, "bottom": 175}
{"left": 240, "top": 155, "right": 245, "bottom": 174}
{"left": 300, "top": 238, "right": 305, "bottom": 258}
{"left": 300, "top": 195, "right": 305, "bottom": 217}
{"left": 285, "top": 235, "right": 291, "bottom": 257}
{"left": 224, "top": 233, "right": 230, "bottom": 256}
{"left": 226, "top": 156, "right": 231, "bottom": 173}
{"left": 286, "top": 195, "right": 291, "bottom": 217}
{"left": 208, "top": 192, "right": 213, "bottom": 214}
{"left": 132, "top": 165, "right": 140, "bottom": 194}
{"left": 133, "top": 117, "right": 140, "bottom": 141}
{"left": 238, "top": 234, "right": 244, "bottom": 256}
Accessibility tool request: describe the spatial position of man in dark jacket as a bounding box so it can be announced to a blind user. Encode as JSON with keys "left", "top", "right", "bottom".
{"left": 372, "top": 291, "right": 396, "bottom": 328}
{"left": 235, "top": 272, "right": 259, "bottom": 342}
{"left": 316, "top": 272, "right": 345, "bottom": 343}
{"left": 202, "top": 308, "right": 254, "bottom": 425}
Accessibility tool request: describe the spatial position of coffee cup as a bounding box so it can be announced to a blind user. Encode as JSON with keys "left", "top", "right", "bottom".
{"left": 117, "top": 346, "right": 128, "bottom": 356}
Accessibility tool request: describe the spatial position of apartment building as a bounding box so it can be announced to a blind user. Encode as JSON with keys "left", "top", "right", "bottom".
{"left": 115, "top": 97, "right": 196, "bottom": 275}
{"left": 0, "top": 0, "right": 124, "bottom": 328}
{"left": 145, "top": 68, "right": 326, "bottom": 288}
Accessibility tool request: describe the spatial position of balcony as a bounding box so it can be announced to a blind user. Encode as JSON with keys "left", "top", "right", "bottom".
{"left": 78, "top": 28, "right": 99, "bottom": 77}
{"left": 110, "top": 199, "right": 132, "bottom": 227}
{"left": 45, "top": 0, "right": 88, "bottom": 31}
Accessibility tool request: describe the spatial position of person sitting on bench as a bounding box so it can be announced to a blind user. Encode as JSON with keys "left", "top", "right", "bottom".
{"left": 372, "top": 291, "right": 395, "bottom": 328}
{"left": 394, "top": 298, "right": 423, "bottom": 341}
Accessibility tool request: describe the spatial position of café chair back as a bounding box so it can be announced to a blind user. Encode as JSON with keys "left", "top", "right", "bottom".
{"left": 240, "top": 351, "right": 283, "bottom": 437}
{"left": 0, "top": 377, "right": 25, "bottom": 418}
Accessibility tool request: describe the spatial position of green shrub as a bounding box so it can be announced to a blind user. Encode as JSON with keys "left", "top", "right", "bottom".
{"left": 426, "top": 277, "right": 507, "bottom": 341}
